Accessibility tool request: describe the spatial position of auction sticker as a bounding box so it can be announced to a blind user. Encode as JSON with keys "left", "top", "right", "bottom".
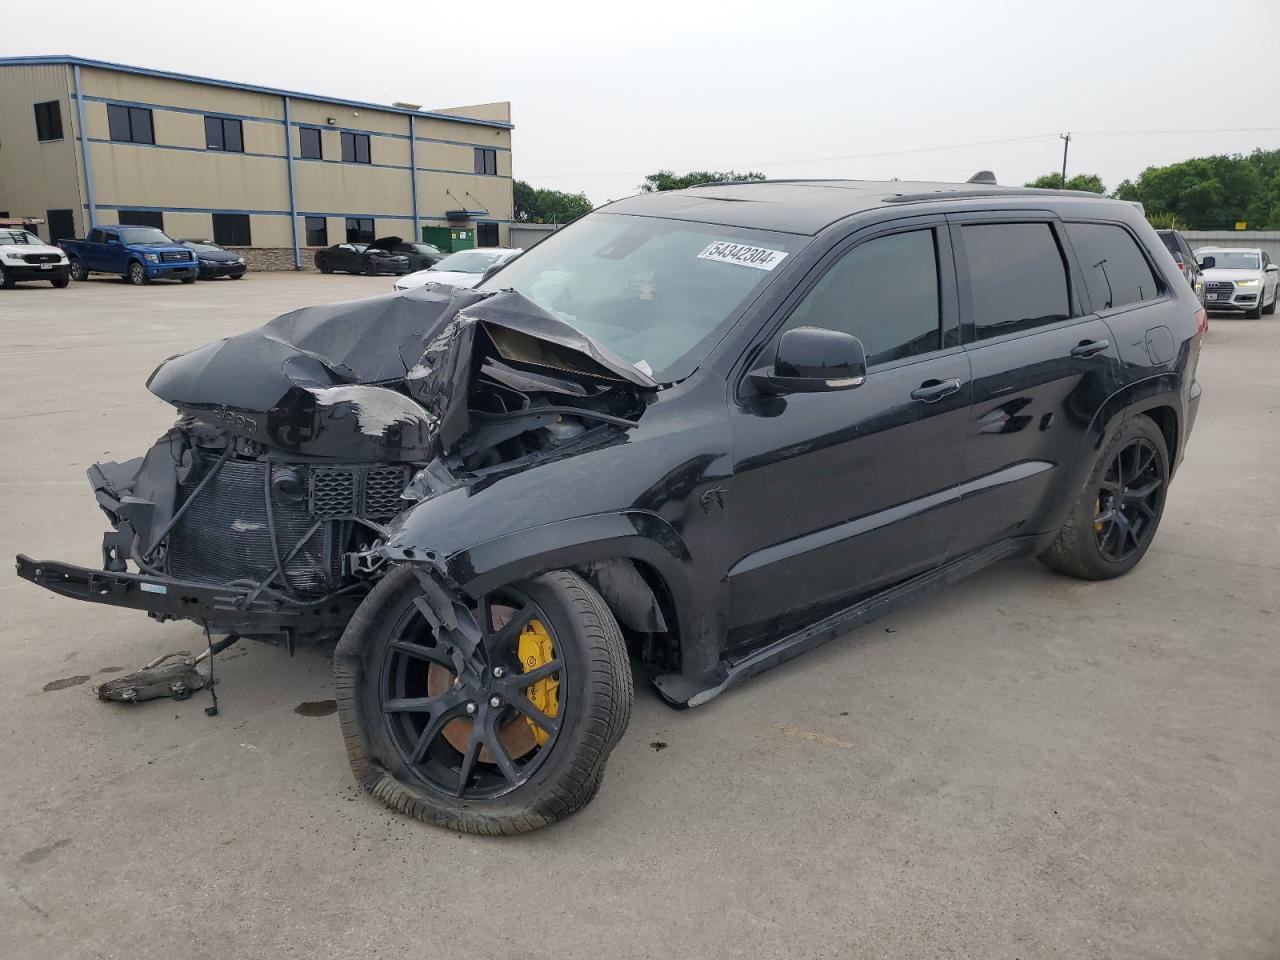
{"left": 697, "top": 240, "right": 788, "bottom": 271}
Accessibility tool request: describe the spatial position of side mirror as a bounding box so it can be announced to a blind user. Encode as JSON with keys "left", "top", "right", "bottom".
{"left": 1198, "top": 256, "right": 1215, "bottom": 270}
{"left": 749, "top": 326, "right": 867, "bottom": 395}
{"left": 1266, "top": 263, "right": 1278, "bottom": 273}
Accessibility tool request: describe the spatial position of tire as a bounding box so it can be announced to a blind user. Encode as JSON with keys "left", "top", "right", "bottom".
{"left": 1038, "top": 416, "right": 1169, "bottom": 580}
{"left": 68, "top": 256, "right": 88, "bottom": 282}
{"left": 230, "top": 273, "right": 243, "bottom": 280}
{"left": 364, "top": 260, "right": 380, "bottom": 277}
{"left": 1264, "top": 284, "right": 1277, "bottom": 315}
{"left": 51, "top": 277, "right": 69, "bottom": 288}
{"left": 127, "top": 261, "right": 148, "bottom": 285}
{"left": 335, "top": 567, "right": 632, "bottom": 835}
{"left": 316, "top": 255, "right": 333, "bottom": 274}
{"left": 0, "top": 265, "right": 12, "bottom": 289}
{"left": 180, "top": 275, "right": 196, "bottom": 284}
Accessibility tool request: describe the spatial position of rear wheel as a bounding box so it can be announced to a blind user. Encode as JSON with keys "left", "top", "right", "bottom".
{"left": 364, "top": 260, "right": 380, "bottom": 277}
{"left": 335, "top": 567, "right": 631, "bottom": 835}
{"left": 180, "top": 274, "right": 196, "bottom": 284}
{"left": 68, "top": 256, "right": 88, "bottom": 282}
{"left": 127, "top": 261, "right": 148, "bottom": 285}
{"left": 1264, "top": 283, "right": 1277, "bottom": 315}
{"left": 1039, "top": 416, "right": 1169, "bottom": 580}
{"left": 316, "top": 255, "right": 333, "bottom": 274}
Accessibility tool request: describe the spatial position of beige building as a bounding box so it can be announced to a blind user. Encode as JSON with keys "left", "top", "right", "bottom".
{"left": 0, "top": 55, "right": 514, "bottom": 267}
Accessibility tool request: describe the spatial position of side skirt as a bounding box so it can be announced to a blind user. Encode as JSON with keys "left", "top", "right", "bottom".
{"left": 652, "top": 537, "right": 1033, "bottom": 708}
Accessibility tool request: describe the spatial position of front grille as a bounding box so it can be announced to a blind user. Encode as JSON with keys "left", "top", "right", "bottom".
{"left": 161, "top": 251, "right": 192, "bottom": 262}
{"left": 309, "top": 464, "right": 409, "bottom": 520}
{"left": 364, "top": 466, "right": 410, "bottom": 517}
{"left": 1206, "top": 281, "right": 1233, "bottom": 294}
{"left": 167, "top": 459, "right": 338, "bottom": 594}
{"left": 22, "top": 253, "right": 60, "bottom": 264}
{"left": 311, "top": 468, "right": 357, "bottom": 519}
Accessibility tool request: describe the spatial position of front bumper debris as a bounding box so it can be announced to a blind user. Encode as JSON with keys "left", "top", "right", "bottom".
{"left": 15, "top": 554, "right": 361, "bottom": 634}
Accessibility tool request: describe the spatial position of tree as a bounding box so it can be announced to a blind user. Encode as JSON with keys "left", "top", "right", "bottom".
{"left": 1112, "top": 150, "right": 1280, "bottom": 229}
{"left": 639, "top": 170, "right": 767, "bottom": 192}
{"left": 512, "top": 180, "right": 594, "bottom": 225}
{"left": 1024, "top": 172, "right": 1107, "bottom": 193}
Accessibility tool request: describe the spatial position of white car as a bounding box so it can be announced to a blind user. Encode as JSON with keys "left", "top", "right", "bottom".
{"left": 1195, "top": 246, "right": 1279, "bottom": 318}
{"left": 393, "top": 247, "right": 522, "bottom": 292}
{"left": 0, "top": 228, "right": 71, "bottom": 289}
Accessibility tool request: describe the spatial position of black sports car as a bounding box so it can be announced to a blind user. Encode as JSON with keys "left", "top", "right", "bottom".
{"left": 180, "top": 240, "right": 246, "bottom": 280}
{"left": 314, "top": 237, "right": 415, "bottom": 276}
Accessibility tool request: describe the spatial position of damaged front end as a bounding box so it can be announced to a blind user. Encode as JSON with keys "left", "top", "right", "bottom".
{"left": 16, "top": 285, "right": 654, "bottom": 645}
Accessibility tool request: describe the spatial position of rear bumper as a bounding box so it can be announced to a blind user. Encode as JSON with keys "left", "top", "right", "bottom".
{"left": 5, "top": 263, "right": 69, "bottom": 281}
{"left": 14, "top": 554, "right": 361, "bottom": 635}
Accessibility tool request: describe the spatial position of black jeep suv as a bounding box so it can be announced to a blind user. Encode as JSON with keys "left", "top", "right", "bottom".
{"left": 16, "top": 180, "right": 1203, "bottom": 834}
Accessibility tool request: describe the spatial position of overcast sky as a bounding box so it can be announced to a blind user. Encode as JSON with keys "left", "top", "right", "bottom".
{"left": 7, "top": 0, "right": 1279, "bottom": 204}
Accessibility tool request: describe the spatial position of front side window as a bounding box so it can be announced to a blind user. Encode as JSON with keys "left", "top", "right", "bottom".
{"left": 782, "top": 229, "right": 941, "bottom": 366}
{"left": 962, "top": 223, "right": 1071, "bottom": 339}
{"left": 478, "top": 211, "right": 805, "bottom": 382}
{"left": 107, "top": 104, "right": 154, "bottom": 144}
{"left": 474, "top": 147, "right": 497, "bottom": 175}
{"left": 1066, "top": 222, "right": 1162, "bottom": 312}
{"left": 34, "top": 100, "right": 63, "bottom": 142}
{"left": 212, "top": 213, "right": 251, "bottom": 247}
{"left": 341, "top": 132, "right": 371, "bottom": 164}
{"left": 204, "top": 116, "right": 244, "bottom": 152}
{"left": 305, "top": 216, "right": 327, "bottom": 246}
{"left": 299, "top": 127, "right": 322, "bottom": 160}
{"left": 345, "top": 217, "right": 374, "bottom": 243}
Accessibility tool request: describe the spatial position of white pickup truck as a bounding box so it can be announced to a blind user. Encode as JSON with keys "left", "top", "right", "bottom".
{"left": 0, "top": 228, "right": 70, "bottom": 289}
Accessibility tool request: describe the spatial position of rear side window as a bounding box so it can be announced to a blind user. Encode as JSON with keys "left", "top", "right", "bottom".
{"left": 784, "top": 229, "right": 941, "bottom": 366}
{"left": 962, "top": 223, "right": 1070, "bottom": 339}
{"left": 1066, "top": 222, "right": 1162, "bottom": 312}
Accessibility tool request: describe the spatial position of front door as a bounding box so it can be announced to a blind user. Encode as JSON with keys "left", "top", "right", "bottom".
{"left": 726, "top": 222, "right": 971, "bottom": 650}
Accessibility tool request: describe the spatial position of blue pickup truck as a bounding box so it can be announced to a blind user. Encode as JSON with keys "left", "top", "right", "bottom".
{"left": 61, "top": 225, "right": 200, "bottom": 285}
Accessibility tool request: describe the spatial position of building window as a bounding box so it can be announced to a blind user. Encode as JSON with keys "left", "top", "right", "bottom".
{"left": 345, "top": 217, "right": 374, "bottom": 243}
{"left": 341, "top": 132, "right": 371, "bottom": 164}
{"left": 34, "top": 101, "right": 64, "bottom": 142}
{"left": 118, "top": 210, "right": 165, "bottom": 230}
{"left": 477, "top": 222, "right": 499, "bottom": 247}
{"left": 107, "top": 104, "right": 155, "bottom": 144}
{"left": 473, "top": 147, "right": 497, "bottom": 175}
{"left": 304, "top": 216, "right": 328, "bottom": 246}
{"left": 46, "top": 209, "right": 75, "bottom": 243}
{"left": 212, "top": 213, "right": 252, "bottom": 247}
{"left": 204, "top": 116, "right": 244, "bottom": 153}
{"left": 299, "top": 127, "right": 322, "bottom": 160}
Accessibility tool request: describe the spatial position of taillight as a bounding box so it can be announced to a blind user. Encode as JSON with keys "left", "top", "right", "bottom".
{"left": 1193, "top": 306, "right": 1207, "bottom": 335}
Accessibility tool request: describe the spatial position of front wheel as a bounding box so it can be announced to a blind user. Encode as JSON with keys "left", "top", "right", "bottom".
{"left": 335, "top": 567, "right": 632, "bottom": 835}
{"left": 1264, "top": 284, "right": 1277, "bottom": 315}
{"left": 51, "top": 277, "right": 70, "bottom": 288}
{"left": 316, "top": 255, "right": 333, "bottom": 274}
{"left": 1038, "top": 416, "right": 1169, "bottom": 580}
{"left": 0, "top": 265, "right": 12, "bottom": 289}
{"left": 127, "top": 261, "right": 148, "bottom": 285}
{"left": 180, "top": 274, "right": 197, "bottom": 284}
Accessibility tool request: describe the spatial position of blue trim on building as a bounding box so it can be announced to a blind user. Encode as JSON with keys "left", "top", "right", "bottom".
{"left": 81, "top": 94, "right": 285, "bottom": 124}
{"left": 85, "top": 202, "right": 514, "bottom": 225}
{"left": 2, "top": 55, "right": 513, "bottom": 130}
{"left": 73, "top": 65, "right": 96, "bottom": 228}
{"left": 283, "top": 97, "right": 300, "bottom": 270}
{"left": 86, "top": 137, "right": 285, "bottom": 161}
{"left": 409, "top": 116, "right": 421, "bottom": 246}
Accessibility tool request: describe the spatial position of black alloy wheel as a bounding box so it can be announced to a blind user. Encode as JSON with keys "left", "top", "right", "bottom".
{"left": 1092, "top": 436, "right": 1165, "bottom": 563}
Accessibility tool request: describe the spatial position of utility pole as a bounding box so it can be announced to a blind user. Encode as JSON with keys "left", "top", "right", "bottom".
{"left": 1060, "top": 132, "right": 1071, "bottom": 188}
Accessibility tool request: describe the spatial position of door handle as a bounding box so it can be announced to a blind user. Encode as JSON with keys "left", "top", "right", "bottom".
{"left": 1070, "top": 339, "right": 1110, "bottom": 358}
{"left": 910, "top": 378, "right": 962, "bottom": 403}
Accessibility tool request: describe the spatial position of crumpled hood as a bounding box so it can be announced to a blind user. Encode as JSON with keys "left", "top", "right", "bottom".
{"left": 145, "top": 286, "right": 653, "bottom": 461}
{"left": 365, "top": 236, "right": 404, "bottom": 254}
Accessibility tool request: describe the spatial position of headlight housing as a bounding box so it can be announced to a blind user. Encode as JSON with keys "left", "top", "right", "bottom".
{"left": 1236, "top": 278, "right": 1258, "bottom": 287}
{"left": 144, "top": 253, "right": 159, "bottom": 263}
{"left": 236, "top": 257, "right": 245, "bottom": 264}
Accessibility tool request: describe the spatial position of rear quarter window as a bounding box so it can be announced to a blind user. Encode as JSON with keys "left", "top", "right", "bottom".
{"left": 1066, "top": 222, "right": 1163, "bottom": 312}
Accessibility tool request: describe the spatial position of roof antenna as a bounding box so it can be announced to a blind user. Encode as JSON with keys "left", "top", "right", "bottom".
{"left": 966, "top": 171, "right": 997, "bottom": 185}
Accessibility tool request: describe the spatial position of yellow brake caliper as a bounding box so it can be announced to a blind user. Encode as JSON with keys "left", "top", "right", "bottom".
{"left": 518, "top": 619, "right": 559, "bottom": 745}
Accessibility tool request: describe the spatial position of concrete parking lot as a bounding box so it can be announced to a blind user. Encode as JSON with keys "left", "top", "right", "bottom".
{"left": 1, "top": 273, "right": 1276, "bottom": 960}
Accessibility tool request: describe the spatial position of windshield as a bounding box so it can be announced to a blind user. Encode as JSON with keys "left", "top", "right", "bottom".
{"left": 432, "top": 250, "right": 507, "bottom": 274}
{"left": 0, "top": 230, "right": 43, "bottom": 246}
{"left": 183, "top": 241, "right": 221, "bottom": 253}
{"left": 478, "top": 212, "right": 804, "bottom": 381}
{"left": 1201, "top": 250, "right": 1260, "bottom": 270}
{"left": 117, "top": 227, "right": 173, "bottom": 245}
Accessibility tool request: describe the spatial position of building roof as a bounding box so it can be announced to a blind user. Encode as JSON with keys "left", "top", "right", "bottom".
{"left": 0, "top": 55, "right": 513, "bottom": 130}
{"left": 604, "top": 179, "right": 1120, "bottom": 235}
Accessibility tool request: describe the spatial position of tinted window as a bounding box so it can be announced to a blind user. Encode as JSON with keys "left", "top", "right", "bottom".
{"left": 962, "top": 223, "right": 1070, "bottom": 339}
{"left": 88, "top": 228, "right": 105, "bottom": 243}
{"left": 345, "top": 217, "right": 374, "bottom": 243}
{"left": 47, "top": 209, "right": 75, "bottom": 243}
{"left": 1066, "top": 222, "right": 1162, "bottom": 312}
{"left": 299, "top": 127, "right": 322, "bottom": 160}
{"left": 204, "top": 116, "right": 243, "bottom": 152}
{"left": 107, "top": 104, "right": 154, "bottom": 144}
{"left": 784, "top": 230, "right": 941, "bottom": 366}
{"left": 118, "top": 210, "right": 165, "bottom": 231}
{"left": 304, "top": 215, "right": 327, "bottom": 246}
{"left": 341, "top": 132, "right": 370, "bottom": 164}
{"left": 1156, "top": 231, "right": 1179, "bottom": 255}
{"left": 477, "top": 222, "right": 499, "bottom": 247}
{"left": 212, "top": 213, "right": 251, "bottom": 247}
{"left": 34, "top": 101, "right": 63, "bottom": 141}
{"left": 474, "top": 147, "right": 497, "bottom": 175}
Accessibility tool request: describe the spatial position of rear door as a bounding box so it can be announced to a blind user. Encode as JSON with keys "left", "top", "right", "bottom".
{"left": 945, "top": 213, "right": 1125, "bottom": 557}
{"left": 726, "top": 218, "right": 971, "bottom": 649}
